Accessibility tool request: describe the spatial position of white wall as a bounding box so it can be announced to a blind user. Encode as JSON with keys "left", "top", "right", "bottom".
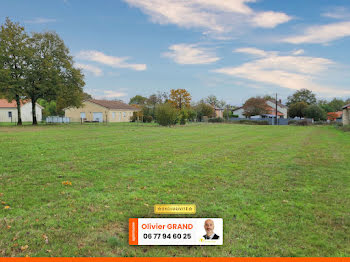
{"left": 266, "top": 100, "right": 288, "bottom": 118}
{"left": 21, "top": 102, "right": 42, "bottom": 122}
{"left": 0, "top": 108, "right": 18, "bottom": 123}
{"left": 233, "top": 108, "right": 246, "bottom": 118}
{"left": 0, "top": 102, "right": 42, "bottom": 123}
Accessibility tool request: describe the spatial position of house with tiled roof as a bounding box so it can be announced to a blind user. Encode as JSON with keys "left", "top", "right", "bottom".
{"left": 343, "top": 104, "right": 350, "bottom": 125}
{"left": 0, "top": 99, "right": 43, "bottom": 123}
{"left": 232, "top": 99, "right": 288, "bottom": 119}
{"left": 64, "top": 99, "right": 140, "bottom": 123}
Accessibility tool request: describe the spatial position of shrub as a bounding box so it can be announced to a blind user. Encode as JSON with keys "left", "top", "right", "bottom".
{"left": 334, "top": 122, "right": 343, "bottom": 127}
{"left": 155, "top": 103, "right": 179, "bottom": 126}
{"left": 231, "top": 120, "right": 269, "bottom": 125}
{"left": 288, "top": 120, "right": 297, "bottom": 125}
{"left": 232, "top": 115, "right": 239, "bottom": 118}
{"left": 208, "top": 117, "right": 224, "bottom": 123}
{"left": 296, "top": 120, "right": 311, "bottom": 126}
{"left": 143, "top": 115, "right": 153, "bottom": 123}
{"left": 339, "top": 125, "right": 350, "bottom": 132}
{"left": 304, "top": 105, "right": 327, "bottom": 121}
{"left": 179, "top": 109, "right": 189, "bottom": 125}
{"left": 313, "top": 121, "right": 328, "bottom": 125}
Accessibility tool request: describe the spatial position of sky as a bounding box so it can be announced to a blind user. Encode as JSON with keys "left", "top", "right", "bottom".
{"left": 2, "top": 0, "right": 350, "bottom": 106}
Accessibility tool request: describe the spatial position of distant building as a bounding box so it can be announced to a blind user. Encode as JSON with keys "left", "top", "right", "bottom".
{"left": 0, "top": 99, "right": 43, "bottom": 123}
{"left": 64, "top": 99, "right": 140, "bottom": 123}
{"left": 232, "top": 99, "right": 288, "bottom": 119}
{"left": 343, "top": 104, "right": 350, "bottom": 125}
{"left": 327, "top": 111, "right": 343, "bottom": 121}
{"left": 214, "top": 107, "right": 224, "bottom": 118}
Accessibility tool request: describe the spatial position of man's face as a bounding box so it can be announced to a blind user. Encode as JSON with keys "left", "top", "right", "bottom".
{"left": 204, "top": 219, "right": 214, "bottom": 235}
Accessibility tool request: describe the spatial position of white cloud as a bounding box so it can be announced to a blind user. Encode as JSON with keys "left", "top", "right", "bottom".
{"left": 163, "top": 44, "right": 220, "bottom": 65}
{"left": 234, "top": 47, "right": 270, "bottom": 57}
{"left": 76, "top": 63, "right": 103, "bottom": 77}
{"left": 283, "top": 21, "right": 350, "bottom": 44}
{"left": 213, "top": 47, "right": 350, "bottom": 96}
{"left": 292, "top": 49, "right": 305, "bottom": 56}
{"left": 89, "top": 89, "right": 128, "bottom": 100}
{"left": 322, "top": 7, "right": 350, "bottom": 19}
{"left": 252, "top": 11, "right": 291, "bottom": 28}
{"left": 103, "top": 90, "right": 127, "bottom": 98}
{"left": 24, "top": 18, "right": 56, "bottom": 24}
{"left": 76, "top": 50, "right": 147, "bottom": 71}
{"left": 123, "top": 0, "right": 291, "bottom": 35}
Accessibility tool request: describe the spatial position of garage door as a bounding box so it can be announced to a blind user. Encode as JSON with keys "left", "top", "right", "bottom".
{"left": 93, "top": 112, "right": 103, "bottom": 122}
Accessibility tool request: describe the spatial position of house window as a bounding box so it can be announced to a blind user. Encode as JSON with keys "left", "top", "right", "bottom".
{"left": 112, "top": 112, "right": 116, "bottom": 119}
{"left": 8, "top": 112, "right": 12, "bottom": 118}
{"left": 123, "top": 112, "right": 126, "bottom": 117}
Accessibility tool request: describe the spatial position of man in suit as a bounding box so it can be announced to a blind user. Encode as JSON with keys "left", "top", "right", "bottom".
{"left": 203, "top": 219, "right": 220, "bottom": 240}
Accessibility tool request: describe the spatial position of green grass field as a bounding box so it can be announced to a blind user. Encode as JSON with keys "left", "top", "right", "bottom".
{"left": 0, "top": 123, "right": 349, "bottom": 257}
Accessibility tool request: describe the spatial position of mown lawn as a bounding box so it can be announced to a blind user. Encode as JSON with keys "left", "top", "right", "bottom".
{"left": 0, "top": 123, "right": 349, "bottom": 257}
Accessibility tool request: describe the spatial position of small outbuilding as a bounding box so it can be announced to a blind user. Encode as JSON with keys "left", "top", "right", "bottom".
{"left": 0, "top": 99, "right": 43, "bottom": 123}
{"left": 343, "top": 104, "right": 350, "bottom": 125}
{"left": 64, "top": 99, "right": 140, "bottom": 123}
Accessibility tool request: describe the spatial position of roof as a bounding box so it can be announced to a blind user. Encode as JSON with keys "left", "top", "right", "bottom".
{"left": 327, "top": 111, "right": 343, "bottom": 120}
{"left": 0, "top": 99, "right": 28, "bottom": 108}
{"left": 267, "top": 99, "right": 288, "bottom": 109}
{"left": 342, "top": 103, "right": 350, "bottom": 109}
{"left": 88, "top": 99, "right": 140, "bottom": 110}
{"left": 266, "top": 105, "right": 284, "bottom": 116}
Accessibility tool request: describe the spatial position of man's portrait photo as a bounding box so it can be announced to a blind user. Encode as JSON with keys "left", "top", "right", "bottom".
{"left": 203, "top": 219, "right": 220, "bottom": 240}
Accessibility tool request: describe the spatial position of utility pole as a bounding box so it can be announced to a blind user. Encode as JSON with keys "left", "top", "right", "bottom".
{"left": 275, "top": 93, "right": 278, "bottom": 125}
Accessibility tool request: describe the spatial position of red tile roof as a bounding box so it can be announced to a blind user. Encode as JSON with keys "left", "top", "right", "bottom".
{"left": 266, "top": 105, "right": 284, "bottom": 116}
{"left": 343, "top": 104, "right": 350, "bottom": 109}
{"left": 327, "top": 111, "right": 343, "bottom": 120}
{"left": 0, "top": 99, "right": 28, "bottom": 108}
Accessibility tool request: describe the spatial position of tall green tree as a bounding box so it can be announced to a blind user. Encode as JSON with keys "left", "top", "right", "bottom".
{"left": 286, "top": 89, "right": 316, "bottom": 107}
{"left": 328, "top": 98, "right": 345, "bottom": 112}
{"left": 0, "top": 18, "right": 30, "bottom": 125}
{"left": 129, "top": 95, "right": 147, "bottom": 105}
{"left": 304, "top": 105, "right": 327, "bottom": 121}
{"left": 24, "top": 32, "right": 84, "bottom": 124}
{"left": 288, "top": 102, "right": 308, "bottom": 118}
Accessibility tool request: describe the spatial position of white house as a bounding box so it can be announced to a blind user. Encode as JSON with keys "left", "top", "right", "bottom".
{"left": 232, "top": 99, "right": 288, "bottom": 119}
{"left": 0, "top": 99, "right": 43, "bottom": 123}
{"left": 265, "top": 99, "right": 288, "bottom": 118}
{"left": 232, "top": 107, "right": 245, "bottom": 118}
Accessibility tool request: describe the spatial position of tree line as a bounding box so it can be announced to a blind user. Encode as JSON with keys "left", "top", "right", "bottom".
{"left": 130, "top": 88, "right": 350, "bottom": 126}
{"left": 0, "top": 18, "right": 85, "bottom": 125}
{"left": 128, "top": 90, "right": 232, "bottom": 126}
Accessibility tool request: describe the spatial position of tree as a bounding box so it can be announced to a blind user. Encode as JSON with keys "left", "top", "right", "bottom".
{"left": 83, "top": 92, "right": 92, "bottom": 100}
{"left": 155, "top": 103, "right": 179, "bottom": 126}
{"left": 168, "top": 89, "right": 191, "bottom": 110}
{"left": 304, "top": 105, "right": 327, "bottom": 121}
{"left": 328, "top": 98, "right": 345, "bottom": 112}
{"left": 0, "top": 18, "right": 30, "bottom": 125}
{"left": 194, "top": 102, "right": 215, "bottom": 121}
{"left": 24, "top": 32, "right": 84, "bottom": 124}
{"left": 242, "top": 97, "right": 268, "bottom": 118}
{"left": 129, "top": 95, "right": 147, "bottom": 105}
{"left": 318, "top": 99, "right": 334, "bottom": 113}
{"left": 205, "top": 95, "right": 225, "bottom": 108}
{"left": 288, "top": 102, "right": 308, "bottom": 118}
{"left": 286, "top": 89, "right": 316, "bottom": 107}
